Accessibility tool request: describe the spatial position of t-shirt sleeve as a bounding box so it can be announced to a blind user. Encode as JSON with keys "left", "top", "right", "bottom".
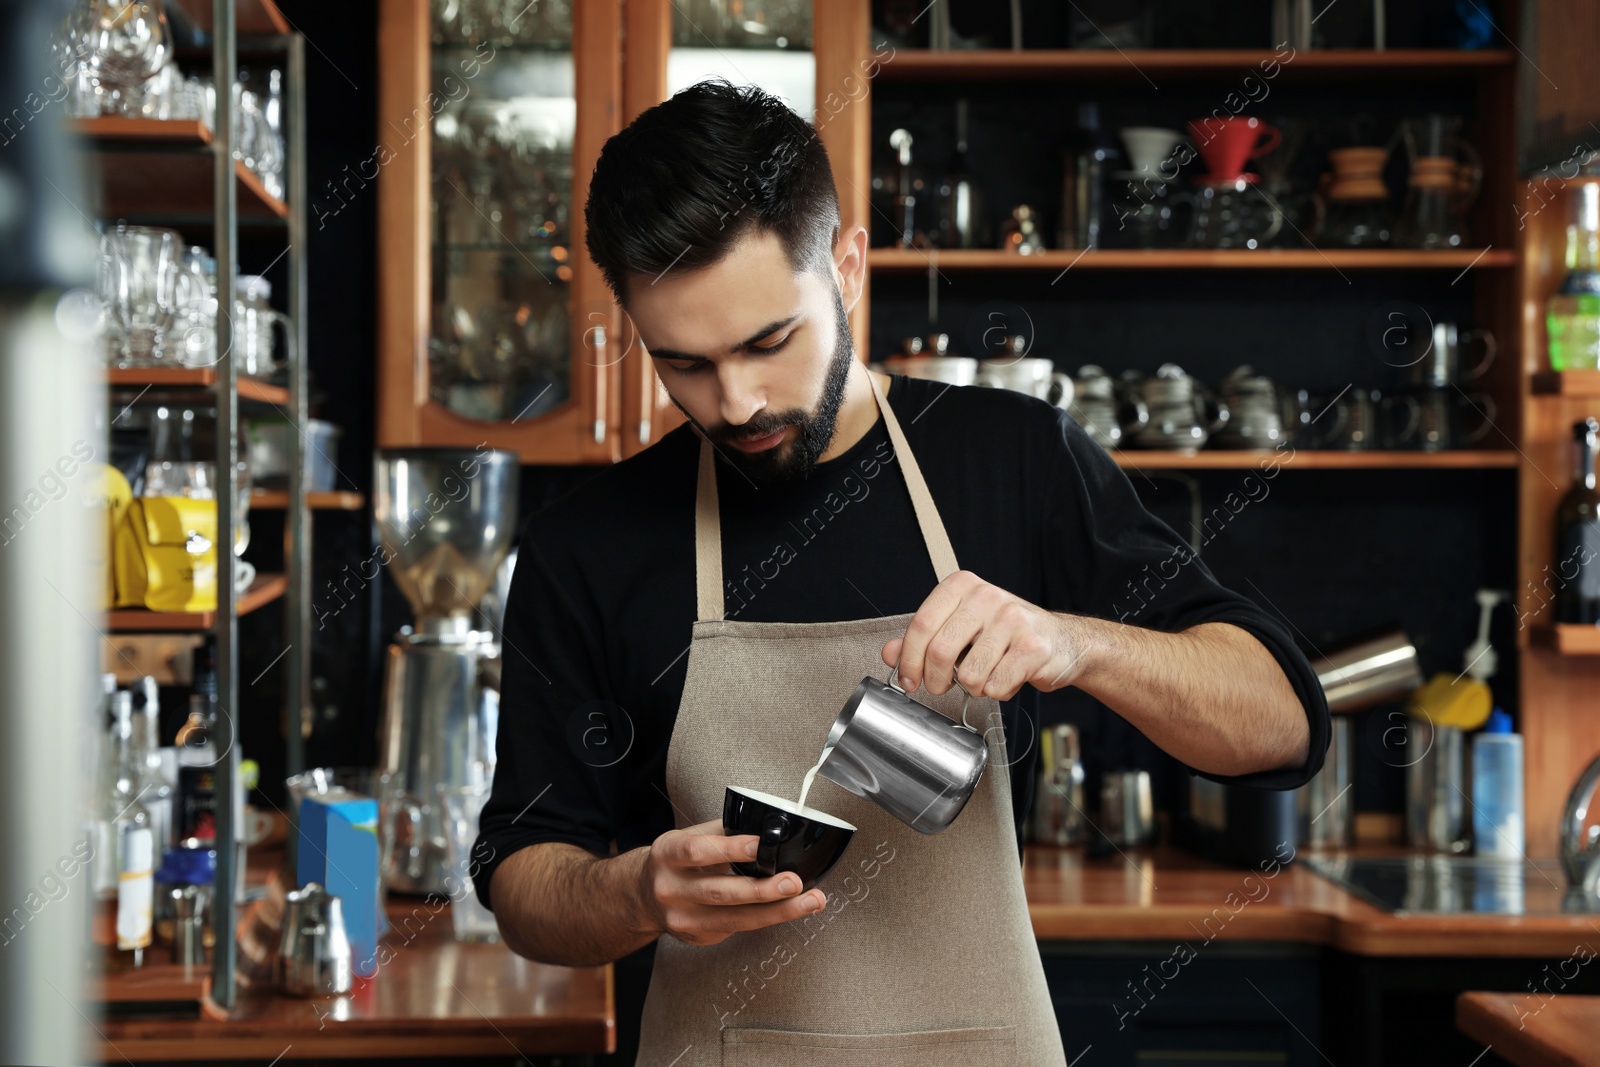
{"left": 1036, "top": 409, "right": 1330, "bottom": 790}
{"left": 472, "top": 523, "right": 634, "bottom": 911}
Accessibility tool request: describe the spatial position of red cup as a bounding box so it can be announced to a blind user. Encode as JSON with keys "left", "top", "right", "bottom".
{"left": 1188, "top": 117, "right": 1282, "bottom": 182}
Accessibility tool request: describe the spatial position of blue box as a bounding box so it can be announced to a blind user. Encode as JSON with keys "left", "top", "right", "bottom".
{"left": 296, "top": 792, "right": 381, "bottom": 978}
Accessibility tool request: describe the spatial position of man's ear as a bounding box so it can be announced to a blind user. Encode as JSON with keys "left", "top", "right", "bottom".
{"left": 834, "top": 224, "right": 869, "bottom": 316}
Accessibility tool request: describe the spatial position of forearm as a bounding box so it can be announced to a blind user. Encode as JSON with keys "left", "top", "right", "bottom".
{"left": 490, "top": 842, "right": 660, "bottom": 967}
{"left": 1065, "top": 618, "right": 1309, "bottom": 777}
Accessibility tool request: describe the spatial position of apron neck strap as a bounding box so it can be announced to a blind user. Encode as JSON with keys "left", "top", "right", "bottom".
{"left": 695, "top": 372, "right": 961, "bottom": 622}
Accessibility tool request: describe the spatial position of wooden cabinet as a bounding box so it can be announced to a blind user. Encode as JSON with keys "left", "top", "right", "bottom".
{"left": 378, "top": 0, "right": 869, "bottom": 462}
{"left": 377, "top": 0, "right": 623, "bottom": 463}
{"left": 616, "top": 0, "right": 871, "bottom": 457}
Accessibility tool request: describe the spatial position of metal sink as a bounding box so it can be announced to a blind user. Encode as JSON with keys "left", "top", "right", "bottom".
{"left": 1304, "top": 853, "right": 1600, "bottom": 916}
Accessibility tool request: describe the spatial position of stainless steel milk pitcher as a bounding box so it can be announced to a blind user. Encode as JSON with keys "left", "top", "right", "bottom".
{"left": 819, "top": 667, "right": 990, "bottom": 834}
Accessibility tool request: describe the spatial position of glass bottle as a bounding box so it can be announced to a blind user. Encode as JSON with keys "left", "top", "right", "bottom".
{"left": 133, "top": 676, "right": 175, "bottom": 854}
{"left": 1555, "top": 417, "right": 1600, "bottom": 624}
{"left": 1547, "top": 183, "right": 1600, "bottom": 372}
{"left": 176, "top": 692, "right": 219, "bottom": 846}
{"left": 1058, "top": 103, "right": 1118, "bottom": 250}
{"left": 93, "top": 692, "right": 154, "bottom": 967}
{"left": 260, "top": 68, "right": 286, "bottom": 202}
{"left": 936, "top": 99, "right": 984, "bottom": 249}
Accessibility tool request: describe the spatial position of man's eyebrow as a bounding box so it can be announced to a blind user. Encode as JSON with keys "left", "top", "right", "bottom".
{"left": 647, "top": 314, "right": 802, "bottom": 363}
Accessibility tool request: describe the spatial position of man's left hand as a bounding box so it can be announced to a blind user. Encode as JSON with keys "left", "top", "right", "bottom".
{"left": 881, "top": 570, "right": 1094, "bottom": 701}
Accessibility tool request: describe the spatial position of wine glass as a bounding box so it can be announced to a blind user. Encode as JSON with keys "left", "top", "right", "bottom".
{"left": 84, "top": 0, "right": 172, "bottom": 117}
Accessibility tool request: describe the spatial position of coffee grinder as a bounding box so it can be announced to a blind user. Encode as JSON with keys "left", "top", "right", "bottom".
{"left": 376, "top": 448, "right": 518, "bottom": 895}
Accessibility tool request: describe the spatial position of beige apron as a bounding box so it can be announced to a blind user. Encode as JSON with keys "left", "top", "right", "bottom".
{"left": 635, "top": 375, "right": 1066, "bottom": 1067}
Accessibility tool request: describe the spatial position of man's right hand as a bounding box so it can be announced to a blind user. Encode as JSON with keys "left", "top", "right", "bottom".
{"left": 637, "top": 819, "right": 827, "bottom": 946}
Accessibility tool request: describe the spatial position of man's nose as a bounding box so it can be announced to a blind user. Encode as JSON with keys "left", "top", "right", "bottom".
{"left": 717, "top": 361, "right": 766, "bottom": 427}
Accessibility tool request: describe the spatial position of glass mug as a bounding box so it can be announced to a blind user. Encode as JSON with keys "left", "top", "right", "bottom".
{"left": 173, "top": 246, "right": 217, "bottom": 368}
{"left": 99, "top": 224, "right": 181, "bottom": 367}
{"left": 1312, "top": 388, "right": 1420, "bottom": 451}
{"left": 236, "top": 275, "right": 294, "bottom": 378}
{"left": 1413, "top": 388, "right": 1497, "bottom": 451}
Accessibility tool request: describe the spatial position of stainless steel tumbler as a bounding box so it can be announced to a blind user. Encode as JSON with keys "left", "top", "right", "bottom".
{"left": 1299, "top": 716, "right": 1354, "bottom": 848}
{"left": 819, "top": 668, "right": 989, "bottom": 834}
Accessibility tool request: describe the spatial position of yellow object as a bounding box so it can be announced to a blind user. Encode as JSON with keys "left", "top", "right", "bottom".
{"left": 89, "top": 465, "right": 133, "bottom": 611}
{"left": 1405, "top": 672, "right": 1493, "bottom": 731}
{"left": 113, "top": 497, "right": 218, "bottom": 612}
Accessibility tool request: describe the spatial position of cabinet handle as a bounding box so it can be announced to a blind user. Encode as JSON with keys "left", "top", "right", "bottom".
{"left": 590, "top": 323, "right": 607, "bottom": 444}
{"left": 638, "top": 341, "right": 655, "bottom": 444}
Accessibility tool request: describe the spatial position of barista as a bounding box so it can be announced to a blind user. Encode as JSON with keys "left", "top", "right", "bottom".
{"left": 476, "top": 81, "right": 1329, "bottom": 1065}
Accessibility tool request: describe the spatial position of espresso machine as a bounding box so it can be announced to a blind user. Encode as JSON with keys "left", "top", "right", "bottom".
{"left": 376, "top": 448, "right": 518, "bottom": 895}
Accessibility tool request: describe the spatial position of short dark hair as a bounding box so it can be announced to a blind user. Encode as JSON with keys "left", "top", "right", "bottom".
{"left": 584, "top": 79, "right": 841, "bottom": 305}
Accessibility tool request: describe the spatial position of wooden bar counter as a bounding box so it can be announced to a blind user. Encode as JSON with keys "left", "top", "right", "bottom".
{"left": 95, "top": 844, "right": 1594, "bottom": 1061}
{"left": 97, "top": 899, "right": 614, "bottom": 1062}
{"left": 1456, "top": 992, "right": 1600, "bottom": 1067}
{"left": 1023, "top": 844, "right": 1600, "bottom": 957}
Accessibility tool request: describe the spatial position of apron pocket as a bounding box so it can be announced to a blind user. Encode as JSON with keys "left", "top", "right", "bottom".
{"left": 720, "top": 1024, "right": 1015, "bottom": 1067}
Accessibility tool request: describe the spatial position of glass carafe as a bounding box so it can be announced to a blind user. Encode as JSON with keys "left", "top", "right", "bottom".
{"left": 1316, "top": 147, "right": 1392, "bottom": 248}
{"left": 1395, "top": 114, "right": 1481, "bottom": 249}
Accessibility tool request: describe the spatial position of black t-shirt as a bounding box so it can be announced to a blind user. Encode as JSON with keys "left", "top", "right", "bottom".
{"left": 476, "top": 375, "right": 1330, "bottom": 911}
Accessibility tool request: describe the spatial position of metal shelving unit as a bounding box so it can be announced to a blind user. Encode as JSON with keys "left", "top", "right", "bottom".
{"left": 84, "top": 0, "right": 309, "bottom": 1012}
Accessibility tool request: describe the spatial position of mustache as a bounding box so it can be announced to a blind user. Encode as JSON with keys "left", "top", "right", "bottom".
{"left": 710, "top": 410, "right": 804, "bottom": 444}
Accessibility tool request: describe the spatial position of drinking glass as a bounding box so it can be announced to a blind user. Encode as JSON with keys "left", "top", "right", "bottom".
{"left": 83, "top": 0, "right": 172, "bottom": 117}
{"left": 174, "top": 246, "right": 217, "bottom": 368}
{"left": 438, "top": 784, "right": 499, "bottom": 942}
{"left": 100, "top": 225, "right": 181, "bottom": 366}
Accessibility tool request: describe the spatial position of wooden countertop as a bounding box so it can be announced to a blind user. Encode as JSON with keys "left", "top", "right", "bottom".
{"left": 98, "top": 899, "right": 614, "bottom": 1062}
{"left": 1457, "top": 992, "right": 1600, "bottom": 1067}
{"left": 93, "top": 843, "right": 1593, "bottom": 1060}
{"left": 1024, "top": 844, "right": 1600, "bottom": 957}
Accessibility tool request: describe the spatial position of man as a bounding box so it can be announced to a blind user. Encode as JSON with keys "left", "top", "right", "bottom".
{"left": 476, "top": 80, "right": 1329, "bottom": 1064}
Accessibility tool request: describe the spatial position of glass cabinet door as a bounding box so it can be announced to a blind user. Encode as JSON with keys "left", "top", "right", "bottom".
{"left": 379, "top": 0, "right": 621, "bottom": 462}
{"left": 429, "top": 12, "right": 575, "bottom": 425}
{"left": 619, "top": 0, "right": 870, "bottom": 457}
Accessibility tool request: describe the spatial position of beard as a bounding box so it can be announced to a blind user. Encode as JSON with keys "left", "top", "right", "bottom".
{"left": 678, "top": 288, "right": 855, "bottom": 484}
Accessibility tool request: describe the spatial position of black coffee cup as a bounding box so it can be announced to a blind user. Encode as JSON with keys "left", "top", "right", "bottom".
{"left": 723, "top": 786, "right": 856, "bottom": 891}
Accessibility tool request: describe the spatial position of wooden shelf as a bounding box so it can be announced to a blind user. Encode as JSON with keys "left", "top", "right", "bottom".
{"left": 1111, "top": 449, "right": 1519, "bottom": 470}
{"left": 172, "top": 0, "right": 290, "bottom": 35}
{"left": 107, "top": 367, "right": 289, "bottom": 407}
{"left": 108, "top": 573, "right": 286, "bottom": 633}
{"left": 876, "top": 48, "right": 1516, "bottom": 81}
{"left": 73, "top": 118, "right": 288, "bottom": 222}
{"left": 869, "top": 247, "right": 1516, "bottom": 272}
{"left": 249, "top": 490, "right": 365, "bottom": 510}
{"left": 1532, "top": 369, "right": 1600, "bottom": 395}
{"left": 1530, "top": 623, "right": 1600, "bottom": 655}
{"left": 94, "top": 957, "right": 211, "bottom": 1018}
{"left": 72, "top": 117, "right": 213, "bottom": 143}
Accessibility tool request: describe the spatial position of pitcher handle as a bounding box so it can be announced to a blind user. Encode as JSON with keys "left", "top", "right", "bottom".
{"left": 1310, "top": 395, "right": 1349, "bottom": 449}
{"left": 1197, "top": 382, "right": 1230, "bottom": 434}
{"left": 269, "top": 311, "right": 297, "bottom": 379}
{"left": 1454, "top": 139, "right": 1483, "bottom": 210}
{"left": 1459, "top": 392, "right": 1498, "bottom": 446}
{"left": 886, "top": 664, "right": 976, "bottom": 730}
{"left": 1381, "top": 393, "right": 1422, "bottom": 449}
{"left": 1462, "top": 328, "right": 1498, "bottom": 382}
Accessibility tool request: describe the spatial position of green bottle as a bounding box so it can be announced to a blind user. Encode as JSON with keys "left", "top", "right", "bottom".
{"left": 1547, "top": 183, "right": 1600, "bottom": 372}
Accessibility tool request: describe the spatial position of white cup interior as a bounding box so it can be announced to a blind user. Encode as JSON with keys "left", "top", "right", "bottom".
{"left": 728, "top": 786, "right": 856, "bottom": 831}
